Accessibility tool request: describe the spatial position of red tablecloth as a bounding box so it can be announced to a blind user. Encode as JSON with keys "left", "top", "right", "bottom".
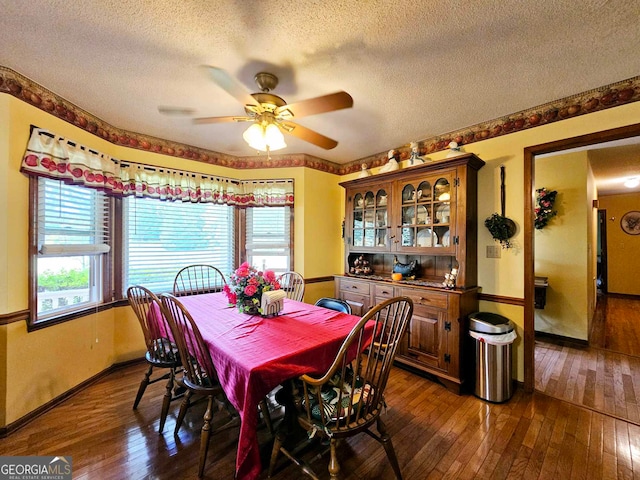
{"left": 177, "top": 292, "right": 363, "bottom": 480}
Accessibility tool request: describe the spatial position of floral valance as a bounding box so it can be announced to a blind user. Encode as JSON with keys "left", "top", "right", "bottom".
{"left": 20, "top": 127, "right": 294, "bottom": 207}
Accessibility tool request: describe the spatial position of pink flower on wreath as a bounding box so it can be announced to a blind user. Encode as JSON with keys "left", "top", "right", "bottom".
{"left": 244, "top": 284, "right": 258, "bottom": 296}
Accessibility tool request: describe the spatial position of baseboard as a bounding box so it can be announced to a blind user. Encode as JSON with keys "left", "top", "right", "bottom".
{"left": 535, "top": 330, "right": 589, "bottom": 348}
{"left": 0, "top": 357, "right": 145, "bottom": 438}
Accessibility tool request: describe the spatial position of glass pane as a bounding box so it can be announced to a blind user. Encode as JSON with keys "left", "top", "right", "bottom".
{"left": 435, "top": 203, "right": 451, "bottom": 224}
{"left": 246, "top": 206, "right": 291, "bottom": 274}
{"left": 376, "top": 229, "right": 387, "bottom": 247}
{"left": 123, "top": 197, "right": 235, "bottom": 293}
{"left": 416, "top": 205, "right": 430, "bottom": 225}
{"left": 416, "top": 228, "right": 433, "bottom": 248}
{"left": 401, "top": 227, "right": 414, "bottom": 247}
{"left": 417, "top": 181, "right": 432, "bottom": 200}
{"left": 376, "top": 209, "right": 387, "bottom": 227}
{"left": 376, "top": 190, "right": 388, "bottom": 206}
{"left": 402, "top": 185, "right": 415, "bottom": 203}
{"left": 353, "top": 229, "right": 363, "bottom": 247}
{"left": 434, "top": 178, "right": 451, "bottom": 202}
{"left": 364, "top": 210, "right": 375, "bottom": 228}
{"left": 37, "top": 256, "right": 93, "bottom": 315}
{"left": 364, "top": 229, "right": 375, "bottom": 247}
{"left": 353, "top": 211, "right": 363, "bottom": 229}
{"left": 354, "top": 193, "right": 364, "bottom": 209}
{"left": 402, "top": 206, "right": 415, "bottom": 225}
{"left": 364, "top": 192, "right": 375, "bottom": 207}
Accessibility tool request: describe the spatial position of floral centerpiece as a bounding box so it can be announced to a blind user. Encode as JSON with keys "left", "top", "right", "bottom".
{"left": 535, "top": 187, "right": 558, "bottom": 229}
{"left": 223, "top": 262, "right": 280, "bottom": 314}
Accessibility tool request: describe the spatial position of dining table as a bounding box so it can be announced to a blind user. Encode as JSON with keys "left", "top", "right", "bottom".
{"left": 176, "top": 292, "right": 365, "bottom": 480}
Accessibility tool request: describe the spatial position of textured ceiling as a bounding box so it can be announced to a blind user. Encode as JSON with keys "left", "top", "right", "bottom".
{"left": 1, "top": 0, "right": 640, "bottom": 183}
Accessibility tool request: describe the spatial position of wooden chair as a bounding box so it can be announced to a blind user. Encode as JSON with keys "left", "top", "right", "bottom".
{"left": 127, "top": 285, "right": 183, "bottom": 434}
{"left": 278, "top": 271, "right": 305, "bottom": 302}
{"left": 173, "top": 264, "right": 227, "bottom": 297}
{"left": 160, "top": 293, "right": 240, "bottom": 478}
{"left": 268, "top": 296, "right": 413, "bottom": 480}
{"left": 314, "top": 297, "right": 352, "bottom": 314}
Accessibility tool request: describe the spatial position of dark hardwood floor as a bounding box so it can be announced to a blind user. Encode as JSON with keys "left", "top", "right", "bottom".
{"left": 589, "top": 294, "right": 640, "bottom": 356}
{"left": 2, "top": 361, "right": 640, "bottom": 479}
{"left": 535, "top": 294, "right": 640, "bottom": 427}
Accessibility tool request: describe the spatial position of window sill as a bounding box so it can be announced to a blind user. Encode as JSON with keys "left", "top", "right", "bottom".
{"left": 27, "top": 299, "right": 129, "bottom": 332}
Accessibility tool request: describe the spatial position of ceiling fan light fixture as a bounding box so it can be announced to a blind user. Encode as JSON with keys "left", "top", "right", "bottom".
{"left": 264, "top": 123, "right": 286, "bottom": 150}
{"left": 624, "top": 177, "right": 639, "bottom": 188}
{"left": 243, "top": 122, "right": 286, "bottom": 152}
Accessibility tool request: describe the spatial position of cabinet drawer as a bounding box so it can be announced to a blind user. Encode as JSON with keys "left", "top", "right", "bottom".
{"left": 340, "top": 292, "right": 370, "bottom": 317}
{"left": 399, "top": 288, "right": 448, "bottom": 310}
{"left": 373, "top": 284, "right": 395, "bottom": 299}
{"left": 340, "top": 279, "right": 371, "bottom": 295}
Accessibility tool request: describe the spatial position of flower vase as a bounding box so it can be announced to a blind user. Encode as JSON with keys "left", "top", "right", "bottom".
{"left": 238, "top": 296, "right": 261, "bottom": 315}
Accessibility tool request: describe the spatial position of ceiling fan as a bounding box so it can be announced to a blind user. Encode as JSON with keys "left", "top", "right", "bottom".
{"left": 190, "top": 67, "right": 353, "bottom": 152}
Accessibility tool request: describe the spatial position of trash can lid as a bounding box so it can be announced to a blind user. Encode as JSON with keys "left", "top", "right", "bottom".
{"left": 469, "top": 312, "right": 514, "bottom": 334}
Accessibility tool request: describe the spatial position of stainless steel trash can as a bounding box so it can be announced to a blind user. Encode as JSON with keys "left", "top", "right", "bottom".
{"left": 469, "top": 312, "right": 516, "bottom": 403}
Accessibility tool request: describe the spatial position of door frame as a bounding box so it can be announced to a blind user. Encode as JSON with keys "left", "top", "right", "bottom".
{"left": 522, "top": 122, "right": 640, "bottom": 392}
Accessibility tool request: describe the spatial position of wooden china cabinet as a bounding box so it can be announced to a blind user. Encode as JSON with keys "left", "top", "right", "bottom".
{"left": 336, "top": 153, "right": 484, "bottom": 393}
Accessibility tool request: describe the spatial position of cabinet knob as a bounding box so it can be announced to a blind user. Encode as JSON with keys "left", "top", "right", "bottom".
{"left": 351, "top": 285, "right": 358, "bottom": 289}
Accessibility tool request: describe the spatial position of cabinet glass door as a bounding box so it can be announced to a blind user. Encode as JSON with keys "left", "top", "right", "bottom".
{"left": 395, "top": 173, "right": 455, "bottom": 252}
{"left": 351, "top": 188, "right": 389, "bottom": 250}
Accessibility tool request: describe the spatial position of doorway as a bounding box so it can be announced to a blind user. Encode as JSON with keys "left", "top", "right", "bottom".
{"left": 523, "top": 122, "right": 640, "bottom": 392}
{"left": 597, "top": 209, "right": 608, "bottom": 294}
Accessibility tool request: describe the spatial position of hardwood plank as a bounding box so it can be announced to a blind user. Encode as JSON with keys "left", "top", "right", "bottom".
{"left": 1, "top": 361, "right": 640, "bottom": 480}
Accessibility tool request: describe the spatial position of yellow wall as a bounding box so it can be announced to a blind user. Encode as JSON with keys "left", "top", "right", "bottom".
{"left": 534, "top": 152, "right": 590, "bottom": 340}
{"left": 599, "top": 192, "right": 640, "bottom": 295}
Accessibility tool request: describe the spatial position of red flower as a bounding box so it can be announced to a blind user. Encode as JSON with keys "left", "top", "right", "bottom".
{"left": 244, "top": 284, "right": 258, "bottom": 296}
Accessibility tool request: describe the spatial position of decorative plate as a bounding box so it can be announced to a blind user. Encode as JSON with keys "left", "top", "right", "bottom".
{"left": 417, "top": 229, "right": 433, "bottom": 247}
{"left": 442, "top": 230, "right": 450, "bottom": 247}
{"left": 621, "top": 211, "right": 640, "bottom": 235}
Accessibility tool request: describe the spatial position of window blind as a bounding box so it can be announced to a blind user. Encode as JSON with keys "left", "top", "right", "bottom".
{"left": 246, "top": 206, "right": 291, "bottom": 273}
{"left": 38, "top": 177, "right": 110, "bottom": 255}
{"left": 123, "top": 196, "right": 235, "bottom": 293}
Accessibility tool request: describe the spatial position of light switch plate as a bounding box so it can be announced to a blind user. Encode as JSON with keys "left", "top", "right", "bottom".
{"left": 486, "top": 245, "right": 501, "bottom": 258}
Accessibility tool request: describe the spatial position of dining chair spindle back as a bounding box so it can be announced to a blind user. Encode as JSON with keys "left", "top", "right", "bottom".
{"left": 277, "top": 271, "right": 305, "bottom": 302}
{"left": 173, "top": 264, "right": 227, "bottom": 297}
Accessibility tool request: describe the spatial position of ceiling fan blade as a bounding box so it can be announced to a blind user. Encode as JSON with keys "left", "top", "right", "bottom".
{"left": 275, "top": 91, "right": 353, "bottom": 119}
{"left": 193, "top": 116, "right": 253, "bottom": 125}
{"left": 205, "top": 66, "right": 260, "bottom": 108}
{"left": 158, "top": 106, "right": 196, "bottom": 115}
{"left": 280, "top": 121, "right": 339, "bottom": 150}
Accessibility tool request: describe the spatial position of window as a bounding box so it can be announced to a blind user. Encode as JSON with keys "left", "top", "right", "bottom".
{"left": 33, "top": 177, "right": 111, "bottom": 323}
{"left": 122, "top": 196, "right": 235, "bottom": 294}
{"left": 27, "top": 163, "right": 293, "bottom": 327}
{"left": 246, "top": 206, "right": 291, "bottom": 273}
